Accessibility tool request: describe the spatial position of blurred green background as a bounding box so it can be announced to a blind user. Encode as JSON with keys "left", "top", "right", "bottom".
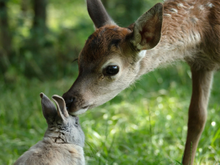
{"left": 0, "top": 0, "right": 220, "bottom": 164}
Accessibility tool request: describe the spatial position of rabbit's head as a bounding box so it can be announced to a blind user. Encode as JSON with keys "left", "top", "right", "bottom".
{"left": 40, "top": 93, "right": 85, "bottom": 147}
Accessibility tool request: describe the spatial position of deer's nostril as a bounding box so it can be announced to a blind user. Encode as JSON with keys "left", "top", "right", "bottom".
{"left": 65, "top": 97, "right": 75, "bottom": 110}
{"left": 66, "top": 97, "right": 74, "bottom": 103}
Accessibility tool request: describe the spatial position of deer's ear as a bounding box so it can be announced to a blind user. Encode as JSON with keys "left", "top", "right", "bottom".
{"left": 40, "top": 93, "right": 57, "bottom": 124}
{"left": 130, "top": 3, "right": 163, "bottom": 50}
{"left": 52, "top": 95, "right": 69, "bottom": 122}
{"left": 87, "top": 0, "right": 116, "bottom": 28}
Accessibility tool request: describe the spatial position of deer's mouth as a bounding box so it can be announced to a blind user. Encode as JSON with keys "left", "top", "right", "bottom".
{"left": 68, "top": 106, "right": 90, "bottom": 116}
{"left": 66, "top": 103, "right": 90, "bottom": 115}
{"left": 62, "top": 90, "right": 94, "bottom": 115}
{"left": 72, "top": 107, "right": 89, "bottom": 115}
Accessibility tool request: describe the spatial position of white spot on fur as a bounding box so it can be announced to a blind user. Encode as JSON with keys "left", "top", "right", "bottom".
{"left": 199, "top": 5, "right": 205, "bottom": 10}
{"left": 177, "top": 3, "right": 184, "bottom": 7}
{"left": 138, "top": 50, "right": 147, "bottom": 59}
{"left": 170, "top": 8, "right": 178, "bottom": 13}
{"left": 188, "top": 31, "right": 201, "bottom": 45}
{"left": 164, "top": 13, "right": 171, "bottom": 17}
{"left": 194, "top": 32, "right": 201, "bottom": 41}
{"left": 190, "top": 16, "right": 198, "bottom": 24}
{"left": 206, "top": 2, "right": 214, "bottom": 8}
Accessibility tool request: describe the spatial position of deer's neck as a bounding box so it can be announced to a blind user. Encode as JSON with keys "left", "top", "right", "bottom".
{"left": 138, "top": 0, "right": 212, "bottom": 75}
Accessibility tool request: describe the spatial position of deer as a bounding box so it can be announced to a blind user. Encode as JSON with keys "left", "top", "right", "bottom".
{"left": 62, "top": 0, "right": 220, "bottom": 164}
{"left": 14, "top": 93, "right": 85, "bottom": 165}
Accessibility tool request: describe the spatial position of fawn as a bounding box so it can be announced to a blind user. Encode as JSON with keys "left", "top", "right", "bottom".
{"left": 62, "top": 0, "right": 220, "bottom": 164}
{"left": 14, "top": 93, "right": 85, "bottom": 165}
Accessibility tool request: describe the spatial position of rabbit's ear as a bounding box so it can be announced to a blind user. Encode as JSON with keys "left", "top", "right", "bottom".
{"left": 40, "top": 93, "right": 57, "bottom": 124}
{"left": 52, "top": 95, "right": 69, "bottom": 121}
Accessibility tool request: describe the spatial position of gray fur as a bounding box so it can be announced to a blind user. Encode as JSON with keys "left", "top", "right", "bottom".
{"left": 14, "top": 93, "right": 85, "bottom": 165}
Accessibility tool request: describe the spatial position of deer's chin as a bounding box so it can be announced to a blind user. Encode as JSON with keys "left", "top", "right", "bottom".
{"left": 71, "top": 108, "right": 89, "bottom": 115}
{"left": 68, "top": 104, "right": 90, "bottom": 115}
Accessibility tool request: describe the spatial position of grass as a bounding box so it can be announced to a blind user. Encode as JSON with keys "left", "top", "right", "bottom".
{"left": 3, "top": 0, "right": 220, "bottom": 164}
{"left": 1, "top": 63, "right": 220, "bottom": 165}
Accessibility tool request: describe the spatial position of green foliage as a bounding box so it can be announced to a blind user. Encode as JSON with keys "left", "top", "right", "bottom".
{"left": 107, "top": 0, "right": 162, "bottom": 27}
{"left": 1, "top": 0, "right": 220, "bottom": 165}
{"left": 1, "top": 0, "right": 162, "bottom": 81}
{"left": 1, "top": 0, "right": 93, "bottom": 81}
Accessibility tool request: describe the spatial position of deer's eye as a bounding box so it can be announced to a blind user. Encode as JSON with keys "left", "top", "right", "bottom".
{"left": 104, "top": 65, "right": 119, "bottom": 76}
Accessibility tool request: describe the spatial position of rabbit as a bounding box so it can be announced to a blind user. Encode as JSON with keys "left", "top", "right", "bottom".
{"left": 14, "top": 93, "right": 85, "bottom": 165}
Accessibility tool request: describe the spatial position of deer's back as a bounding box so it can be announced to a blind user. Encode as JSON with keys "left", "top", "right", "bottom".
{"left": 162, "top": 0, "right": 220, "bottom": 70}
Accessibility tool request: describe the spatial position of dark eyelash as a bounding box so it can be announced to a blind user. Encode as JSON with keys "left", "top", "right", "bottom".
{"left": 72, "top": 58, "right": 78, "bottom": 63}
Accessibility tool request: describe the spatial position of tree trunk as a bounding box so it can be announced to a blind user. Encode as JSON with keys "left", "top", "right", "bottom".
{"left": 32, "top": 0, "right": 47, "bottom": 34}
{"left": 0, "top": 0, "right": 11, "bottom": 55}
{"left": 0, "top": 0, "right": 11, "bottom": 73}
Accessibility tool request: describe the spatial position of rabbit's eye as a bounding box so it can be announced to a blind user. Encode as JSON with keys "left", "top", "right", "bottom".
{"left": 75, "top": 118, "right": 79, "bottom": 125}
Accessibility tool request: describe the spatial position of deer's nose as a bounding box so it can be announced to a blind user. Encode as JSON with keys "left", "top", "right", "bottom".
{"left": 64, "top": 96, "right": 76, "bottom": 110}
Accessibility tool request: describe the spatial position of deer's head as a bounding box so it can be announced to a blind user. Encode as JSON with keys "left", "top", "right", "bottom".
{"left": 63, "top": 0, "right": 163, "bottom": 115}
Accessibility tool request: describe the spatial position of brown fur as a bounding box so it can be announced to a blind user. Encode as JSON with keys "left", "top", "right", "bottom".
{"left": 63, "top": 0, "right": 220, "bottom": 164}
{"left": 162, "top": 0, "right": 220, "bottom": 70}
{"left": 80, "top": 26, "right": 132, "bottom": 63}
